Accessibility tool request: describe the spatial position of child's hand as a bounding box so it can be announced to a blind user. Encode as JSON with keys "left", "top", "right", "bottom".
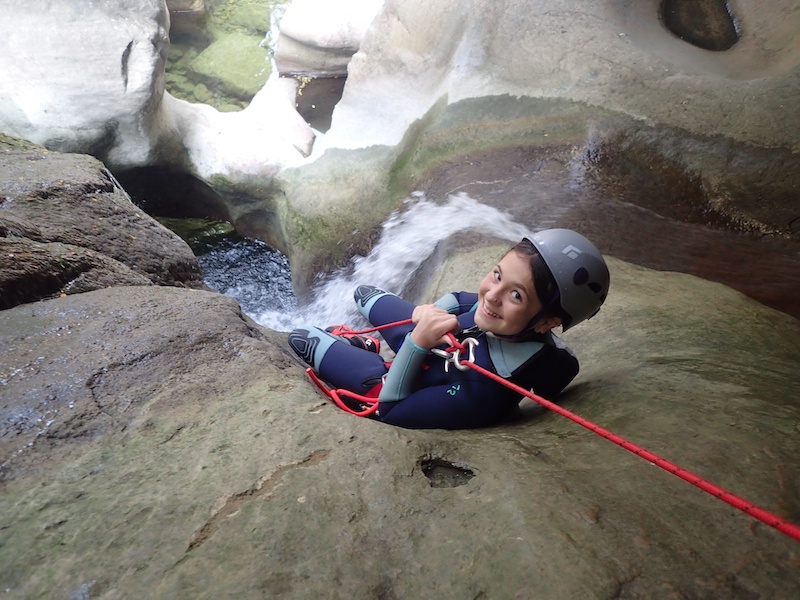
{"left": 410, "top": 305, "right": 459, "bottom": 349}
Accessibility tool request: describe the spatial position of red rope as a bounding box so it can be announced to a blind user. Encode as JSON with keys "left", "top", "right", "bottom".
{"left": 461, "top": 357, "right": 800, "bottom": 543}
{"left": 306, "top": 367, "right": 380, "bottom": 417}
{"left": 311, "top": 319, "right": 800, "bottom": 542}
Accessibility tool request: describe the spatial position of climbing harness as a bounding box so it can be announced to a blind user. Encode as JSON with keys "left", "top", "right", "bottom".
{"left": 305, "top": 319, "right": 800, "bottom": 543}
{"left": 306, "top": 367, "right": 382, "bottom": 417}
{"left": 305, "top": 319, "right": 414, "bottom": 417}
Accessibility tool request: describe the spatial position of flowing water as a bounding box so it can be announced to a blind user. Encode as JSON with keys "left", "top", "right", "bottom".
{"left": 241, "top": 193, "right": 532, "bottom": 331}
{"left": 195, "top": 140, "right": 800, "bottom": 332}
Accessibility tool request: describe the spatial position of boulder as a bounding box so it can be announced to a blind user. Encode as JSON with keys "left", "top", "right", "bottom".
{"left": 0, "top": 135, "right": 204, "bottom": 308}
{"left": 0, "top": 250, "right": 798, "bottom": 598}
{"left": 189, "top": 31, "right": 272, "bottom": 98}
{"left": 2, "top": 0, "right": 798, "bottom": 284}
{"left": 0, "top": 0, "right": 171, "bottom": 167}
{"left": 0, "top": 0, "right": 314, "bottom": 176}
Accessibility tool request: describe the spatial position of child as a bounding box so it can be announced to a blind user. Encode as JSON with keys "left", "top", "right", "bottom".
{"left": 288, "top": 228, "right": 610, "bottom": 429}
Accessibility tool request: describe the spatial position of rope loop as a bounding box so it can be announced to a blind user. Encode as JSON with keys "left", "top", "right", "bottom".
{"left": 430, "top": 333, "right": 479, "bottom": 372}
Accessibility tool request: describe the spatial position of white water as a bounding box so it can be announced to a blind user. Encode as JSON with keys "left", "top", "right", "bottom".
{"left": 255, "top": 193, "right": 533, "bottom": 332}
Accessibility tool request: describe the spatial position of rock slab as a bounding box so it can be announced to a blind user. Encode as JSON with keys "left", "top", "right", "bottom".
{"left": 1, "top": 254, "right": 799, "bottom": 598}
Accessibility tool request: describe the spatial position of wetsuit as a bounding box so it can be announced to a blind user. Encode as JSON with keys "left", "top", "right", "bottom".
{"left": 288, "top": 286, "right": 579, "bottom": 430}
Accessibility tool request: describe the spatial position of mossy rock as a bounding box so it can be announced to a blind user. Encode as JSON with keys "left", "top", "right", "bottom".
{"left": 191, "top": 31, "right": 272, "bottom": 98}
{"left": 228, "top": 3, "right": 273, "bottom": 33}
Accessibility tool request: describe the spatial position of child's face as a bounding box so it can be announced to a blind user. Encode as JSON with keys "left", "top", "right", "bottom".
{"left": 474, "top": 250, "right": 544, "bottom": 336}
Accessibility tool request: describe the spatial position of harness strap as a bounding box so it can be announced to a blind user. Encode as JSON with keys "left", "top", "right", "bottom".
{"left": 306, "top": 367, "right": 381, "bottom": 417}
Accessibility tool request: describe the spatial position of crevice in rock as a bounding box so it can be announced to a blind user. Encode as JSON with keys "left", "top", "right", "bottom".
{"left": 121, "top": 40, "right": 134, "bottom": 90}
{"left": 174, "top": 449, "right": 331, "bottom": 566}
{"left": 114, "top": 166, "right": 229, "bottom": 223}
{"left": 290, "top": 75, "right": 346, "bottom": 133}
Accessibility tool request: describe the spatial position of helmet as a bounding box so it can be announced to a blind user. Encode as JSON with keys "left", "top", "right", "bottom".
{"left": 527, "top": 229, "right": 609, "bottom": 331}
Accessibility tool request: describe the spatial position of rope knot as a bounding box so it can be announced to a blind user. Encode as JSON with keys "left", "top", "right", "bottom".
{"left": 431, "top": 333, "right": 479, "bottom": 372}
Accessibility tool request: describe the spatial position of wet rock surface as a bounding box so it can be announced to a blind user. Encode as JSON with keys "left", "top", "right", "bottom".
{"left": 414, "top": 137, "right": 800, "bottom": 322}
{"left": 0, "top": 136, "right": 204, "bottom": 308}
{"left": 1, "top": 1, "right": 799, "bottom": 595}
{"left": 1, "top": 250, "right": 799, "bottom": 598}
{"left": 0, "top": 143, "right": 798, "bottom": 599}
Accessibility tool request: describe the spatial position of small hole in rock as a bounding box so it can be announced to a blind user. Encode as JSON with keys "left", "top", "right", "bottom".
{"left": 420, "top": 457, "right": 475, "bottom": 488}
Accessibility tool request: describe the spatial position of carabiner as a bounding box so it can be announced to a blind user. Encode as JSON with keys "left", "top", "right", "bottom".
{"left": 431, "top": 337, "right": 479, "bottom": 372}
{"left": 451, "top": 337, "right": 479, "bottom": 371}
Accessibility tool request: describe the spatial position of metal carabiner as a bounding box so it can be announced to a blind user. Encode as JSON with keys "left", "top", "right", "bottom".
{"left": 430, "top": 347, "right": 455, "bottom": 371}
{"left": 451, "top": 337, "right": 479, "bottom": 371}
{"left": 431, "top": 337, "right": 479, "bottom": 372}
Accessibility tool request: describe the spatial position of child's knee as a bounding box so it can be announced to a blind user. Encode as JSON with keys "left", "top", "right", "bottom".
{"left": 353, "top": 285, "right": 390, "bottom": 317}
{"left": 288, "top": 326, "right": 336, "bottom": 370}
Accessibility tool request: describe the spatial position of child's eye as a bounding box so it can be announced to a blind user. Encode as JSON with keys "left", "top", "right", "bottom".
{"left": 511, "top": 290, "right": 522, "bottom": 301}
{"left": 493, "top": 270, "right": 501, "bottom": 281}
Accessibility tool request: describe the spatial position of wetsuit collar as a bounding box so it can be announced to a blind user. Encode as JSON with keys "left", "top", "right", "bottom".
{"left": 458, "top": 310, "right": 547, "bottom": 378}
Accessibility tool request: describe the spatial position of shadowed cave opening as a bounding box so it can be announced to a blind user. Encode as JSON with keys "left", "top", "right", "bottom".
{"left": 659, "top": 0, "right": 740, "bottom": 51}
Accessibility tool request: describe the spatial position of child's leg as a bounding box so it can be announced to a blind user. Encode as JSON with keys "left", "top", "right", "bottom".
{"left": 353, "top": 285, "right": 415, "bottom": 352}
{"left": 288, "top": 326, "right": 388, "bottom": 392}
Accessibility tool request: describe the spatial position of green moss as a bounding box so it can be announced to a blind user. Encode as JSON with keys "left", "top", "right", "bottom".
{"left": 0, "top": 133, "right": 45, "bottom": 152}
{"left": 165, "top": 0, "right": 290, "bottom": 110}
{"left": 207, "top": 173, "right": 236, "bottom": 191}
{"left": 191, "top": 31, "right": 271, "bottom": 98}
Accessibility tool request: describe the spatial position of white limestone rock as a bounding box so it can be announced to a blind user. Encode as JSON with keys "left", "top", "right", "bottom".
{"left": 274, "top": 0, "right": 384, "bottom": 76}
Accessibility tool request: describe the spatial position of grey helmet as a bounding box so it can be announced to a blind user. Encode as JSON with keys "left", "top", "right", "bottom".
{"left": 528, "top": 229, "right": 610, "bottom": 331}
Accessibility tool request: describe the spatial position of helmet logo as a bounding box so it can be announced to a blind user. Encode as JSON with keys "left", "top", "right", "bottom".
{"left": 562, "top": 245, "right": 582, "bottom": 259}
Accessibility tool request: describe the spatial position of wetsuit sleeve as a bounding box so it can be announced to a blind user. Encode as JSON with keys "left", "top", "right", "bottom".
{"left": 433, "top": 291, "right": 478, "bottom": 315}
{"left": 378, "top": 333, "right": 428, "bottom": 403}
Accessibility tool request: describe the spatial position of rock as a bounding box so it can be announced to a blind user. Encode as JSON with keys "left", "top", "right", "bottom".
{"left": 2, "top": 0, "right": 798, "bottom": 287}
{"left": 273, "top": 0, "right": 800, "bottom": 291}
{"left": 0, "top": 238, "right": 153, "bottom": 309}
{"left": 228, "top": 3, "right": 273, "bottom": 34}
{"left": 0, "top": 0, "right": 170, "bottom": 167}
{"left": 192, "top": 82, "right": 211, "bottom": 103}
{"left": 0, "top": 250, "right": 798, "bottom": 598}
{"left": 274, "top": 0, "right": 384, "bottom": 76}
{"left": 0, "top": 0, "right": 313, "bottom": 178}
{"left": 157, "top": 74, "right": 315, "bottom": 179}
{"left": 190, "top": 31, "right": 272, "bottom": 99}
{"left": 0, "top": 135, "right": 204, "bottom": 307}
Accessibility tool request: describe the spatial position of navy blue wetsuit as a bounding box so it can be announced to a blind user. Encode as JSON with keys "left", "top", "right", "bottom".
{"left": 288, "top": 286, "right": 579, "bottom": 430}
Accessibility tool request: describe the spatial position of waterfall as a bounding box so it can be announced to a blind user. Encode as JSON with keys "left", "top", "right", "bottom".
{"left": 254, "top": 193, "right": 533, "bottom": 332}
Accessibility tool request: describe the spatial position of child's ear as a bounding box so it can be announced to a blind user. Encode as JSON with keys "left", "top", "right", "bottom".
{"left": 533, "top": 316, "right": 562, "bottom": 334}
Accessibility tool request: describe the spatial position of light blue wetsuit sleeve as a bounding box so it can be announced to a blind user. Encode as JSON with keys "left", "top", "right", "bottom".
{"left": 433, "top": 291, "right": 479, "bottom": 315}
{"left": 433, "top": 292, "right": 460, "bottom": 313}
{"left": 378, "top": 333, "right": 428, "bottom": 403}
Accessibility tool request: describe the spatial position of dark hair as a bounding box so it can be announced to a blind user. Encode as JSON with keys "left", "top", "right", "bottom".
{"left": 507, "top": 238, "right": 565, "bottom": 322}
